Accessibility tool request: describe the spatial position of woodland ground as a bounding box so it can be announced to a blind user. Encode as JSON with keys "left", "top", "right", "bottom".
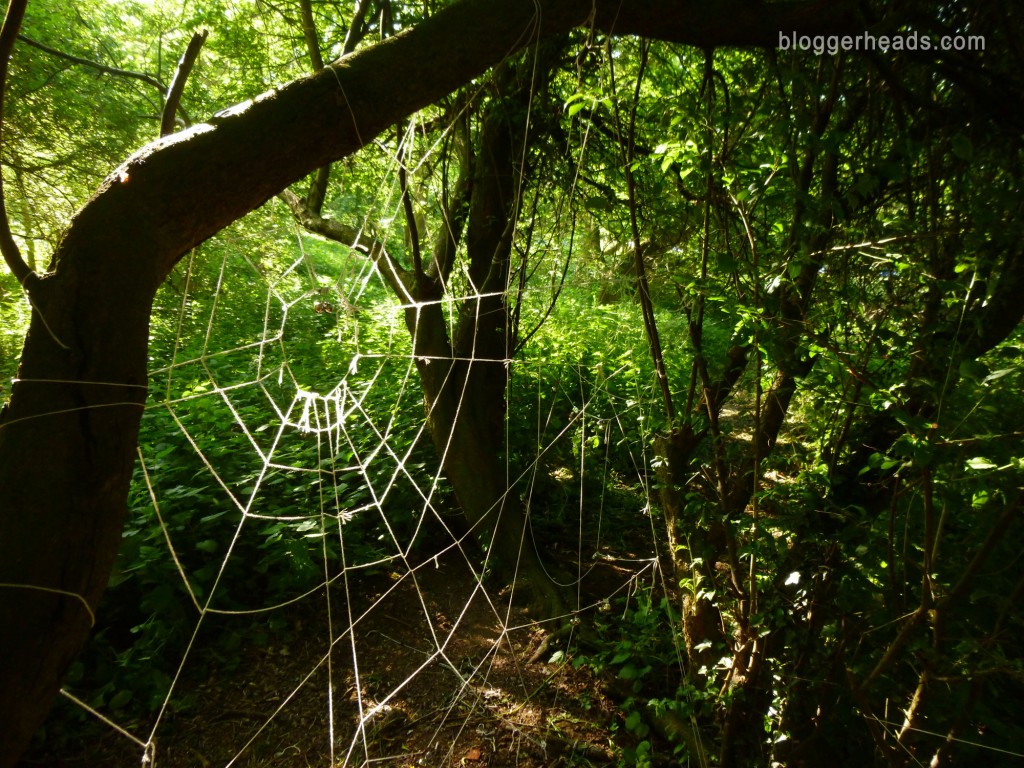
{"left": 19, "top": 486, "right": 672, "bottom": 768}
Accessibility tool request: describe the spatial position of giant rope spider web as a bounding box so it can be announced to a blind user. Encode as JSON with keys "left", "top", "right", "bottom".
{"left": 38, "top": 96, "right": 680, "bottom": 767}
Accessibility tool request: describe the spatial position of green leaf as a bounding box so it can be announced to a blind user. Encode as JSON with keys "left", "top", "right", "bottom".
{"left": 982, "top": 367, "right": 1018, "bottom": 385}
{"left": 951, "top": 135, "right": 973, "bottom": 161}
{"left": 108, "top": 689, "right": 133, "bottom": 710}
{"left": 625, "top": 710, "right": 646, "bottom": 734}
{"left": 959, "top": 360, "right": 990, "bottom": 381}
{"left": 966, "top": 457, "right": 997, "bottom": 470}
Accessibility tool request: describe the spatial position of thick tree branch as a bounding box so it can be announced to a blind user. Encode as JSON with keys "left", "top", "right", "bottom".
{"left": 58, "top": 0, "right": 862, "bottom": 283}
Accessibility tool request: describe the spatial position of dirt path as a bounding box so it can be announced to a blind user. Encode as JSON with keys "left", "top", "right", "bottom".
{"left": 22, "top": 534, "right": 662, "bottom": 767}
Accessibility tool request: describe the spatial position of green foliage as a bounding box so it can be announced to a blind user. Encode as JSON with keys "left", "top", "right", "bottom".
{"left": 0, "top": 277, "right": 29, "bottom": 396}
{"left": 63, "top": 200, "right": 439, "bottom": 718}
{"left": 7, "top": 3, "right": 1024, "bottom": 766}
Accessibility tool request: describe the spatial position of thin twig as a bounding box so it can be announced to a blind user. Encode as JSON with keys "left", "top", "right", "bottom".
{"left": 160, "top": 30, "right": 207, "bottom": 137}
{"left": 0, "top": 0, "right": 32, "bottom": 285}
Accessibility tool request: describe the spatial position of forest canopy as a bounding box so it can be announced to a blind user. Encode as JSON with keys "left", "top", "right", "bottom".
{"left": 1, "top": 1, "right": 1022, "bottom": 766}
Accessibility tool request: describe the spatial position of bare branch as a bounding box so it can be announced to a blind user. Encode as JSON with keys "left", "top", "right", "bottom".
{"left": 427, "top": 116, "right": 471, "bottom": 288}
{"left": 278, "top": 189, "right": 414, "bottom": 303}
{"left": 342, "top": 0, "right": 374, "bottom": 56}
{"left": 16, "top": 34, "right": 167, "bottom": 94}
{"left": 159, "top": 30, "right": 207, "bottom": 138}
{"left": 296, "top": 0, "right": 331, "bottom": 213}
{"left": 0, "top": 0, "right": 31, "bottom": 285}
{"left": 298, "top": 0, "right": 325, "bottom": 70}
{"left": 398, "top": 136, "right": 423, "bottom": 283}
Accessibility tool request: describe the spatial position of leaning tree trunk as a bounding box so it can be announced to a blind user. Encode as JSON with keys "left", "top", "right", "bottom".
{"left": 0, "top": 232, "right": 154, "bottom": 766}
{"left": 415, "top": 335, "right": 565, "bottom": 616}
{"left": 401, "top": 57, "right": 566, "bottom": 615}
{"left": 0, "top": 1, "right": 862, "bottom": 762}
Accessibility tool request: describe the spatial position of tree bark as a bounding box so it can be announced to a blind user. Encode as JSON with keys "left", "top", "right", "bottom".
{"left": 410, "top": 75, "right": 566, "bottom": 614}
{"left": 0, "top": 1, "right": 861, "bottom": 763}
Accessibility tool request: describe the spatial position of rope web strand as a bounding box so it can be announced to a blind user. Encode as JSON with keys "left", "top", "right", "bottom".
{"left": 44, "top": 43, "right": 680, "bottom": 768}
{"left": 0, "top": 8, "right": 1017, "bottom": 764}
